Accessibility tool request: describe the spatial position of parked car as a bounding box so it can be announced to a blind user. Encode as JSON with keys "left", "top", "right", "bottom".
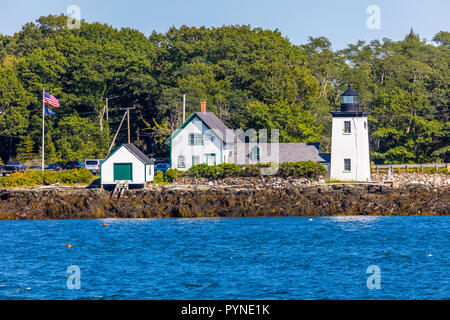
{"left": 3, "top": 161, "right": 26, "bottom": 174}
{"left": 154, "top": 163, "right": 171, "bottom": 173}
{"left": 64, "top": 161, "right": 84, "bottom": 170}
{"left": 84, "top": 159, "right": 104, "bottom": 175}
{"left": 45, "top": 163, "right": 63, "bottom": 171}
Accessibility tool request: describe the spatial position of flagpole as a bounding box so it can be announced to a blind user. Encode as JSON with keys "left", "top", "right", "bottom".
{"left": 42, "top": 88, "right": 45, "bottom": 172}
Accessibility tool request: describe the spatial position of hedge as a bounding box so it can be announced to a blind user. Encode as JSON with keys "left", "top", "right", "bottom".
{"left": 154, "top": 168, "right": 184, "bottom": 184}
{"left": 185, "top": 161, "right": 327, "bottom": 180}
{"left": 152, "top": 161, "right": 327, "bottom": 184}
{"left": 0, "top": 169, "right": 93, "bottom": 188}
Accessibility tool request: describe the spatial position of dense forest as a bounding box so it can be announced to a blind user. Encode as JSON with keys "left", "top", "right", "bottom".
{"left": 0, "top": 15, "right": 448, "bottom": 164}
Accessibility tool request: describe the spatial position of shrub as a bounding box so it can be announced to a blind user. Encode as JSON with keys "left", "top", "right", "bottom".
{"left": 216, "top": 163, "right": 242, "bottom": 177}
{"left": 180, "top": 161, "right": 327, "bottom": 180}
{"left": 240, "top": 164, "right": 261, "bottom": 177}
{"left": 187, "top": 164, "right": 218, "bottom": 179}
{"left": 0, "top": 169, "right": 93, "bottom": 188}
{"left": 164, "top": 168, "right": 183, "bottom": 183}
{"left": 153, "top": 171, "right": 166, "bottom": 184}
{"left": 278, "top": 161, "right": 327, "bottom": 178}
{"left": 57, "top": 169, "right": 93, "bottom": 184}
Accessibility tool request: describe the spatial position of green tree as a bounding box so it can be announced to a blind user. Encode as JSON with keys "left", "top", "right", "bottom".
{"left": 16, "top": 136, "right": 36, "bottom": 161}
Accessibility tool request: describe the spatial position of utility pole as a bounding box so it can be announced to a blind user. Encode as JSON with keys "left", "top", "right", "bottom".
{"left": 183, "top": 93, "right": 186, "bottom": 123}
{"left": 108, "top": 112, "right": 127, "bottom": 153}
{"left": 100, "top": 106, "right": 104, "bottom": 132}
{"left": 106, "top": 98, "right": 109, "bottom": 121}
{"left": 101, "top": 96, "right": 120, "bottom": 132}
{"left": 108, "top": 107, "right": 135, "bottom": 153}
{"left": 127, "top": 108, "right": 130, "bottom": 144}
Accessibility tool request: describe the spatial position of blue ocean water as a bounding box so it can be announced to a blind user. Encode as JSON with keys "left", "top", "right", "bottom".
{"left": 0, "top": 217, "right": 448, "bottom": 300}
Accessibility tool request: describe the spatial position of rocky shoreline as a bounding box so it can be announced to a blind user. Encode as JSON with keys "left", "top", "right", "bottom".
{"left": 0, "top": 182, "right": 448, "bottom": 220}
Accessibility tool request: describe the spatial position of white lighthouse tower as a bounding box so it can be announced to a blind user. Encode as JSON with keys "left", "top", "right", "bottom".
{"left": 329, "top": 85, "right": 371, "bottom": 182}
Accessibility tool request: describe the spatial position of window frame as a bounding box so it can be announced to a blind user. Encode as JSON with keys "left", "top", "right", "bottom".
{"left": 188, "top": 133, "right": 204, "bottom": 146}
{"left": 344, "top": 121, "right": 351, "bottom": 134}
{"left": 344, "top": 159, "right": 351, "bottom": 172}
{"left": 192, "top": 155, "right": 200, "bottom": 166}
{"left": 178, "top": 156, "right": 186, "bottom": 168}
{"left": 250, "top": 146, "right": 261, "bottom": 162}
{"left": 189, "top": 134, "right": 195, "bottom": 146}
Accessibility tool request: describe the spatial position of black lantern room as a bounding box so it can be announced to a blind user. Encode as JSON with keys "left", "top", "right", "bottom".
{"left": 330, "top": 84, "right": 369, "bottom": 117}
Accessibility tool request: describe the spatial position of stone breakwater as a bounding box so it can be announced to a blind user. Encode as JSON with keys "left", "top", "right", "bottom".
{"left": 175, "top": 174, "right": 450, "bottom": 189}
{"left": 0, "top": 184, "right": 448, "bottom": 220}
{"left": 371, "top": 173, "right": 449, "bottom": 189}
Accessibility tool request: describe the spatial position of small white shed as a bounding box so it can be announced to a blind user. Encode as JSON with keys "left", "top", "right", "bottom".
{"left": 101, "top": 144, "right": 155, "bottom": 188}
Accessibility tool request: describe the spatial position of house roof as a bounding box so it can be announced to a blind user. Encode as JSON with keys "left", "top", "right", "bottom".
{"left": 278, "top": 143, "right": 328, "bottom": 162}
{"left": 194, "top": 112, "right": 237, "bottom": 143}
{"left": 235, "top": 143, "right": 328, "bottom": 164}
{"left": 319, "top": 153, "right": 331, "bottom": 163}
{"left": 164, "top": 112, "right": 237, "bottom": 144}
{"left": 122, "top": 144, "right": 154, "bottom": 164}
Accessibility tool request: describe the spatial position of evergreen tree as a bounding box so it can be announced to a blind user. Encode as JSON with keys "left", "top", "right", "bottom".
{"left": 16, "top": 136, "right": 36, "bottom": 161}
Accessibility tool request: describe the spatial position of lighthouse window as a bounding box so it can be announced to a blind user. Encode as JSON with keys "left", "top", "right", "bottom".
{"left": 344, "top": 121, "right": 351, "bottom": 133}
{"left": 342, "top": 96, "right": 359, "bottom": 104}
{"left": 344, "top": 159, "right": 351, "bottom": 172}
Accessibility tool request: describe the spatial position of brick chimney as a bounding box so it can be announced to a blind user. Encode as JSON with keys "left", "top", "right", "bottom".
{"left": 201, "top": 99, "right": 207, "bottom": 113}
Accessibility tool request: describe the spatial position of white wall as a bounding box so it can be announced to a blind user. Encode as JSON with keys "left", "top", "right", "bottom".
{"left": 146, "top": 164, "right": 155, "bottom": 182}
{"left": 330, "top": 116, "right": 371, "bottom": 181}
{"left": 223, "top": 142, "right": 234, "bottom": 164}
{"left": 101, "top": 146, "right": 146, "bottom": 185}
{"left": 171, "top": 116, "right": 224, "bottom": 171}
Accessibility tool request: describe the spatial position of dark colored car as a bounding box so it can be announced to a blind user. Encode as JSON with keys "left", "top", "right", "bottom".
{"left": 45, "top": 163, "right": 63, "bottom": 171}
{"left": 3, "top": 161, "right": 26, "bottom": 173}
{"left": 154, "top": 163, "right": 171, "bottom": 173}
{"left": 64, "top": 161, "right": 85, "bottom": 170}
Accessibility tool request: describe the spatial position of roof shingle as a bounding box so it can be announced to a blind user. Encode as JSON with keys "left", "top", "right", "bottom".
{"left": 194, "top": 112, "right": 237, "bottom": 143}
{"left": 123, "top": 144, "right": 154, "bottom": 164}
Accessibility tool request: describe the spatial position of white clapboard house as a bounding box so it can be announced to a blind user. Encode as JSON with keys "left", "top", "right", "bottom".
{"left": 164, "top": 102, "right": 330, "bottom": 171}
{"left": 101, "top": 144, "right": 155, "bottom": 188}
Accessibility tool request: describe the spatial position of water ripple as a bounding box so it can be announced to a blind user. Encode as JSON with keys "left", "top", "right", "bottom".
{"left": 0, "top": 217, "right": 448, "bottom": 300}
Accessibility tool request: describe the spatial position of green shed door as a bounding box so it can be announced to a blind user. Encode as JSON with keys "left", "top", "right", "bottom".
{"left": 114, "top": 163, "right": 133, "bottom": 181}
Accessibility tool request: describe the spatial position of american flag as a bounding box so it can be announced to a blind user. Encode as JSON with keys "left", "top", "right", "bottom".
{"left": 44, "top": 91, "right": 60, "bottom": 108}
